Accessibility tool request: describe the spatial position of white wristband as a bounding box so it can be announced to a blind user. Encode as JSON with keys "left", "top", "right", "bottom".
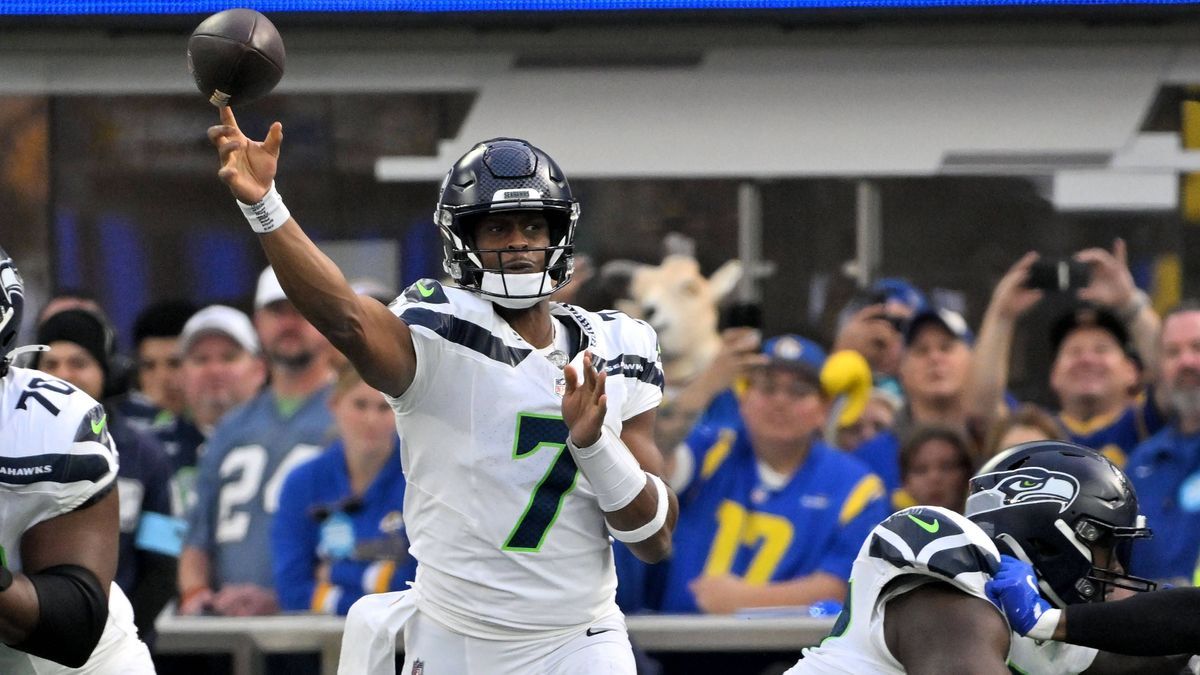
{"left": 1027, "top": 607, "right": 1062, "bottom": 641}
{"left": 567, "top": 426, "right": 646, "bottom": 513}
{"left": 237, "top": 182, "right": 291, "bottom": 234}
{"left": 607, "top": 474, "right": 669, "bottom": 544}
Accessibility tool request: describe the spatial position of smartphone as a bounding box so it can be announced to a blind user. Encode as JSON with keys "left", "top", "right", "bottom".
{"left": 1025, "top": 259, "right": 1092, "bottom": 292}
{"left": 723, "top": 302, "right": 763, "bottom": 330}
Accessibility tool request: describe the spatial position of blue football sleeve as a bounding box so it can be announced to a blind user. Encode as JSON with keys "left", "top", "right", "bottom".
{"left": 270, "top": 465, "right": 322, "bottom": 612}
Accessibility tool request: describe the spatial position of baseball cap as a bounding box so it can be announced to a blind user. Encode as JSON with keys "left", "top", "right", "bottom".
{"left": 760, "top": 334, "right": 828, "bottom": 385}
{"left": 254, "top": 266, "right": 287, "bottom": 310}
{"left": 1049, "top": 305, "right": 1133, "bottom": 358}
{"left": 904, "top": 307, "right": 974, "bottom": 347}
{"left": 871, "top": 277, "right": 928, "bottom": 313}
{"left": 179, "top": 305, "right": 259, "bottom": 355}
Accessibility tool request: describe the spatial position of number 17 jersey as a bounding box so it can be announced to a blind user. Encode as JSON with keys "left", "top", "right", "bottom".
{"left": 386, "top": 281, "right": 664, "bottom": 639}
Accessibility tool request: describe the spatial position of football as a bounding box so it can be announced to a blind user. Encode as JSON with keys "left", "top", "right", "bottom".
{"left": 187, "top": 8, "right": 286, "bottom": 107}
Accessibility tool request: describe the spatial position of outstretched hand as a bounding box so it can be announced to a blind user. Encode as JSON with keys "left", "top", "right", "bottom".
{"left": 562, "top": 351, "right": 607, "bottom": 447}
{"left": 207, "top": 106, "right": 283, "bottom": 204}
{"left": 988, "top": 251, "right": 1044, "bottom": 321}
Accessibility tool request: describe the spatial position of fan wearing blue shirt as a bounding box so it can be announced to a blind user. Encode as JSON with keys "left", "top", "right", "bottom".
{"left": 179, "top": 267, "right": 336, "bottom": 617}
{"left": 657, "top": 335, "right": 888, "bottom": 614}
{"left": 1127, "top": 304, "right": 1200, "bottom": 584}
{"left": 273, "top": 367, "right": 415, "bottom": 615}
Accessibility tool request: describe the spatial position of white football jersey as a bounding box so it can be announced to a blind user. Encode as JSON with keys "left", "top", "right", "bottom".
{"left": 789, "top": 506, "right": 1097, "bottom": 675}
{"left": 0, "top": 366, "right": 152, "bottom": 673}
{"left": 386, "top": 281, "right": 663, "bottom": 639}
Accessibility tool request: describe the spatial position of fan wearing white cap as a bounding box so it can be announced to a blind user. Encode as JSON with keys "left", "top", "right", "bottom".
{"left": 177, "top": 268, "right": 336, "bottom": 619}
{"left": 210, "top": 105, "right": 675, "bottom": 674}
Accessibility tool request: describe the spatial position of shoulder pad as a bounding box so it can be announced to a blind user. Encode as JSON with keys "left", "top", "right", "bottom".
{"left": 398, "top": 278, "right": 450, "bottom": 306}
{"left": 868, "top": 506, "right": 1000, "bottom": 581}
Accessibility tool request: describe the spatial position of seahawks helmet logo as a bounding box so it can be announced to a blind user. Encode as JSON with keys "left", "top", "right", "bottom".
{"left": 966, "top": 467, "right": 1080, "bottom": 515}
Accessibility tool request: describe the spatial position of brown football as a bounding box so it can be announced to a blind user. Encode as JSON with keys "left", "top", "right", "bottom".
{"left": 187, "top": 8, "right": 285, "bottom": 107}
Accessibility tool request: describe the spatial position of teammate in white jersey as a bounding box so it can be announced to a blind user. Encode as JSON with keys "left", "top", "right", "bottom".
{"left": 788, "top": 440, "right": 1190, "bottom": 675}
{"left": 208, "top": 109, "right": 678, "bottom": 674}
{"left": 0, "top": 246, "right": 155, "bottom": 674}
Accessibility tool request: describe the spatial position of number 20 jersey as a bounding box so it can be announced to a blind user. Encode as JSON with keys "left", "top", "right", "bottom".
{"left": 386, "top": 280, "right": 664, "bottom": 639}
{"left": 790, "top": 506, "right": 1097, "bottom": 675}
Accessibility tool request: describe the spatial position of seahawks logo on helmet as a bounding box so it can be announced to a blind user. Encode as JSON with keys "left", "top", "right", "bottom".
{"left": 966, "top": 467, "right": 1079, "bottom": 515}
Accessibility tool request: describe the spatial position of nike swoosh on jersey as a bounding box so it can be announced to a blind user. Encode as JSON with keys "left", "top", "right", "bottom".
{"left": 416, "top": 281, "right": 436, "bottom": 297}
{"left": 907, "top": 513, "right": 940, "bottom": 533}
{"left": 91, "top": 415, "right": 107, "bottom": 435}
{"left": 586, "top": 627, "right": 614, "bottom": 636}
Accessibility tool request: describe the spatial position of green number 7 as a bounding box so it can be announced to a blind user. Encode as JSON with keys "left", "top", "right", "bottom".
{"left": 503, "top": 413, "right": 580, "bottom": 552}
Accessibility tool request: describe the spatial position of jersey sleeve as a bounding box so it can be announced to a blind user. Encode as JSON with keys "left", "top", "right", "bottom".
{"left": 867, "top": 506, "right": 1002, "bottom": 604}
{"left": 20, "top": 396, "right": 119, "bottom": 525}
{"left": 672, "top": 423, "right": 738, "bottom": 499}
{"left": 616, "top": 316, "right": 665, "bottom": 420}
{"left": 817, "top": 471, "right": 890, "bottom": 579}
{"left": 270, "top": 460, "right": 321, "bottom": 612}
{"left": 386, "top": 279, "right": 451, "bottom": 414}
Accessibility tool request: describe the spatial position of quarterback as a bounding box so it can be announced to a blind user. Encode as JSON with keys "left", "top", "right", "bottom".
{"left": 0, "top": 246, "right": 155, "bottom": 674}
{"left": 208, "top": 109, "right": 678, "bottom": 675}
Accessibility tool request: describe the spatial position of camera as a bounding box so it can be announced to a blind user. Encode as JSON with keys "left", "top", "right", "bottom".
{"left": 1025, "top": 259, "right": 1092, "bottom": 292}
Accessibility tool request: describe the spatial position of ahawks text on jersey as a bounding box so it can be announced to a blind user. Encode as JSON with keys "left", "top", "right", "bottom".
{"left": 0, "top": 366, "right": 151, "bottom": 673}
{"left": 385, "top": 280, "right": 664, "bottom": 638}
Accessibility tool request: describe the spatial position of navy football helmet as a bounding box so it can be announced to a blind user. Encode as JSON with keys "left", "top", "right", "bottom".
{"left": 434, "top": 138, "right": 579, "bottom": 308}
{"left": 966, "top": 441, "right": 1155, "bottom": 607}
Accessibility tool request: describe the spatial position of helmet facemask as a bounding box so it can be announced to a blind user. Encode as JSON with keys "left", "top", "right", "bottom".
{"left": 438, "top": 202, "right": 578, "bottom": 309}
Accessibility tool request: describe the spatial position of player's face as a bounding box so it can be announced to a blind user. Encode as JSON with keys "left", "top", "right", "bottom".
{"left": 1160, "top": 311, "right": 1200, "bottom": 419}
{"left": 902, "top": 438, "right": 969, "bottom": 512}
{"left": 1050, "top": 327, "right": 1137, "bottom": 407}
{"left": 254, "top": 300, "right": 331, "bottom": 372}
{"left": 740, "top": 367, "right": 827, "bottom": 446}
{"left": 137, "top": 336, "right": 184, "bottom": 414}
{"left": 331, "top": 380, "right": 396, "bottom": 455}
{"left": 181, "top": 333, "right": 265, "bottom": 425}
{"left": 471, "top": 212, "right": 552, "bottom": 273}
{"left": 39, "top": 341, "right": 104, "bottom": 400}
{"left": 900, "top": 325, "right": 970, "bottom": 403}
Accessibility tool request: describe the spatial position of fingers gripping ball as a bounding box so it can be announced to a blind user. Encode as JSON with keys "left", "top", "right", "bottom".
{"left": 187, "top": 9, "right": 286, "bottom": 107}
{"left": 820, "top": 350, "right": 872, "bottom": 428}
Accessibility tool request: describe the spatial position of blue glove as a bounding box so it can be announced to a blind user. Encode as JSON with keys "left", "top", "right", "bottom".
{"left": 984, "top": 554, "right": 1060, "bottom": 640}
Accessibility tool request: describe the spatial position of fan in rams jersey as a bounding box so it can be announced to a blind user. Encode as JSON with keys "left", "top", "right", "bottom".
{"left": 787, "top": 440, "right": 1195, "bottom": 674}
{"left": 0, "top": 246, "right": 156, "bottom": 673}
{"left": 209, "top": 109, "right": 678, "bottom": 675}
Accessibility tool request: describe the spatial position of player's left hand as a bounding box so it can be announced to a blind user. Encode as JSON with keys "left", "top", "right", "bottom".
{"left": 211, "top": 583, "right": 280, "bottom": 617}
{"left": 985, "top": 554, "right": 1060, "bottom": 640}
{"left": 689, "top": 573, "right": 752, "bottom": 614}
{"left": 562, "top": 351, "right": 607, "bottom": 447}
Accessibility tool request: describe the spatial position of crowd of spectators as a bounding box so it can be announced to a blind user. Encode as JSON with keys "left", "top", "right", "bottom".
{"left": 13, "top": 235, "right": 1200, "bottom": 670}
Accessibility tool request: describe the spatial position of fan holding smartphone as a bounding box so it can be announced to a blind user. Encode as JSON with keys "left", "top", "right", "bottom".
{"left": 965, "top": 239, "right": 1164, "bottom": 468}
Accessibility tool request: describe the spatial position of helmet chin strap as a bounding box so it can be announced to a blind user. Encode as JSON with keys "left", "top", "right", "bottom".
{"left": 479, "top": 271, "right": 554, "bottom": 309}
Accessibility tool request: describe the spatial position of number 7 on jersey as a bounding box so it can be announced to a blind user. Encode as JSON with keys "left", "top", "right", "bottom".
{"left": 503, "top": 413, "right": 579, "bottom": 552}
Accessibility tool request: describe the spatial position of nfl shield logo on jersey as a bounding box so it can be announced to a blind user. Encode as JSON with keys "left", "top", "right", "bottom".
{"left": 411, "top": 659, "right": 424, "bottom": 675}
{"left": 554, "top": 376, "right": 567, "bottom": 398}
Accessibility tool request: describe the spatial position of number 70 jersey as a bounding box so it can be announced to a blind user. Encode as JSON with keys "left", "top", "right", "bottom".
{"left": 0, "top": 367, "right": 118, "bottom": 570}
{"left": 386, "top": 281, "right": 664, "bottom": 638}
